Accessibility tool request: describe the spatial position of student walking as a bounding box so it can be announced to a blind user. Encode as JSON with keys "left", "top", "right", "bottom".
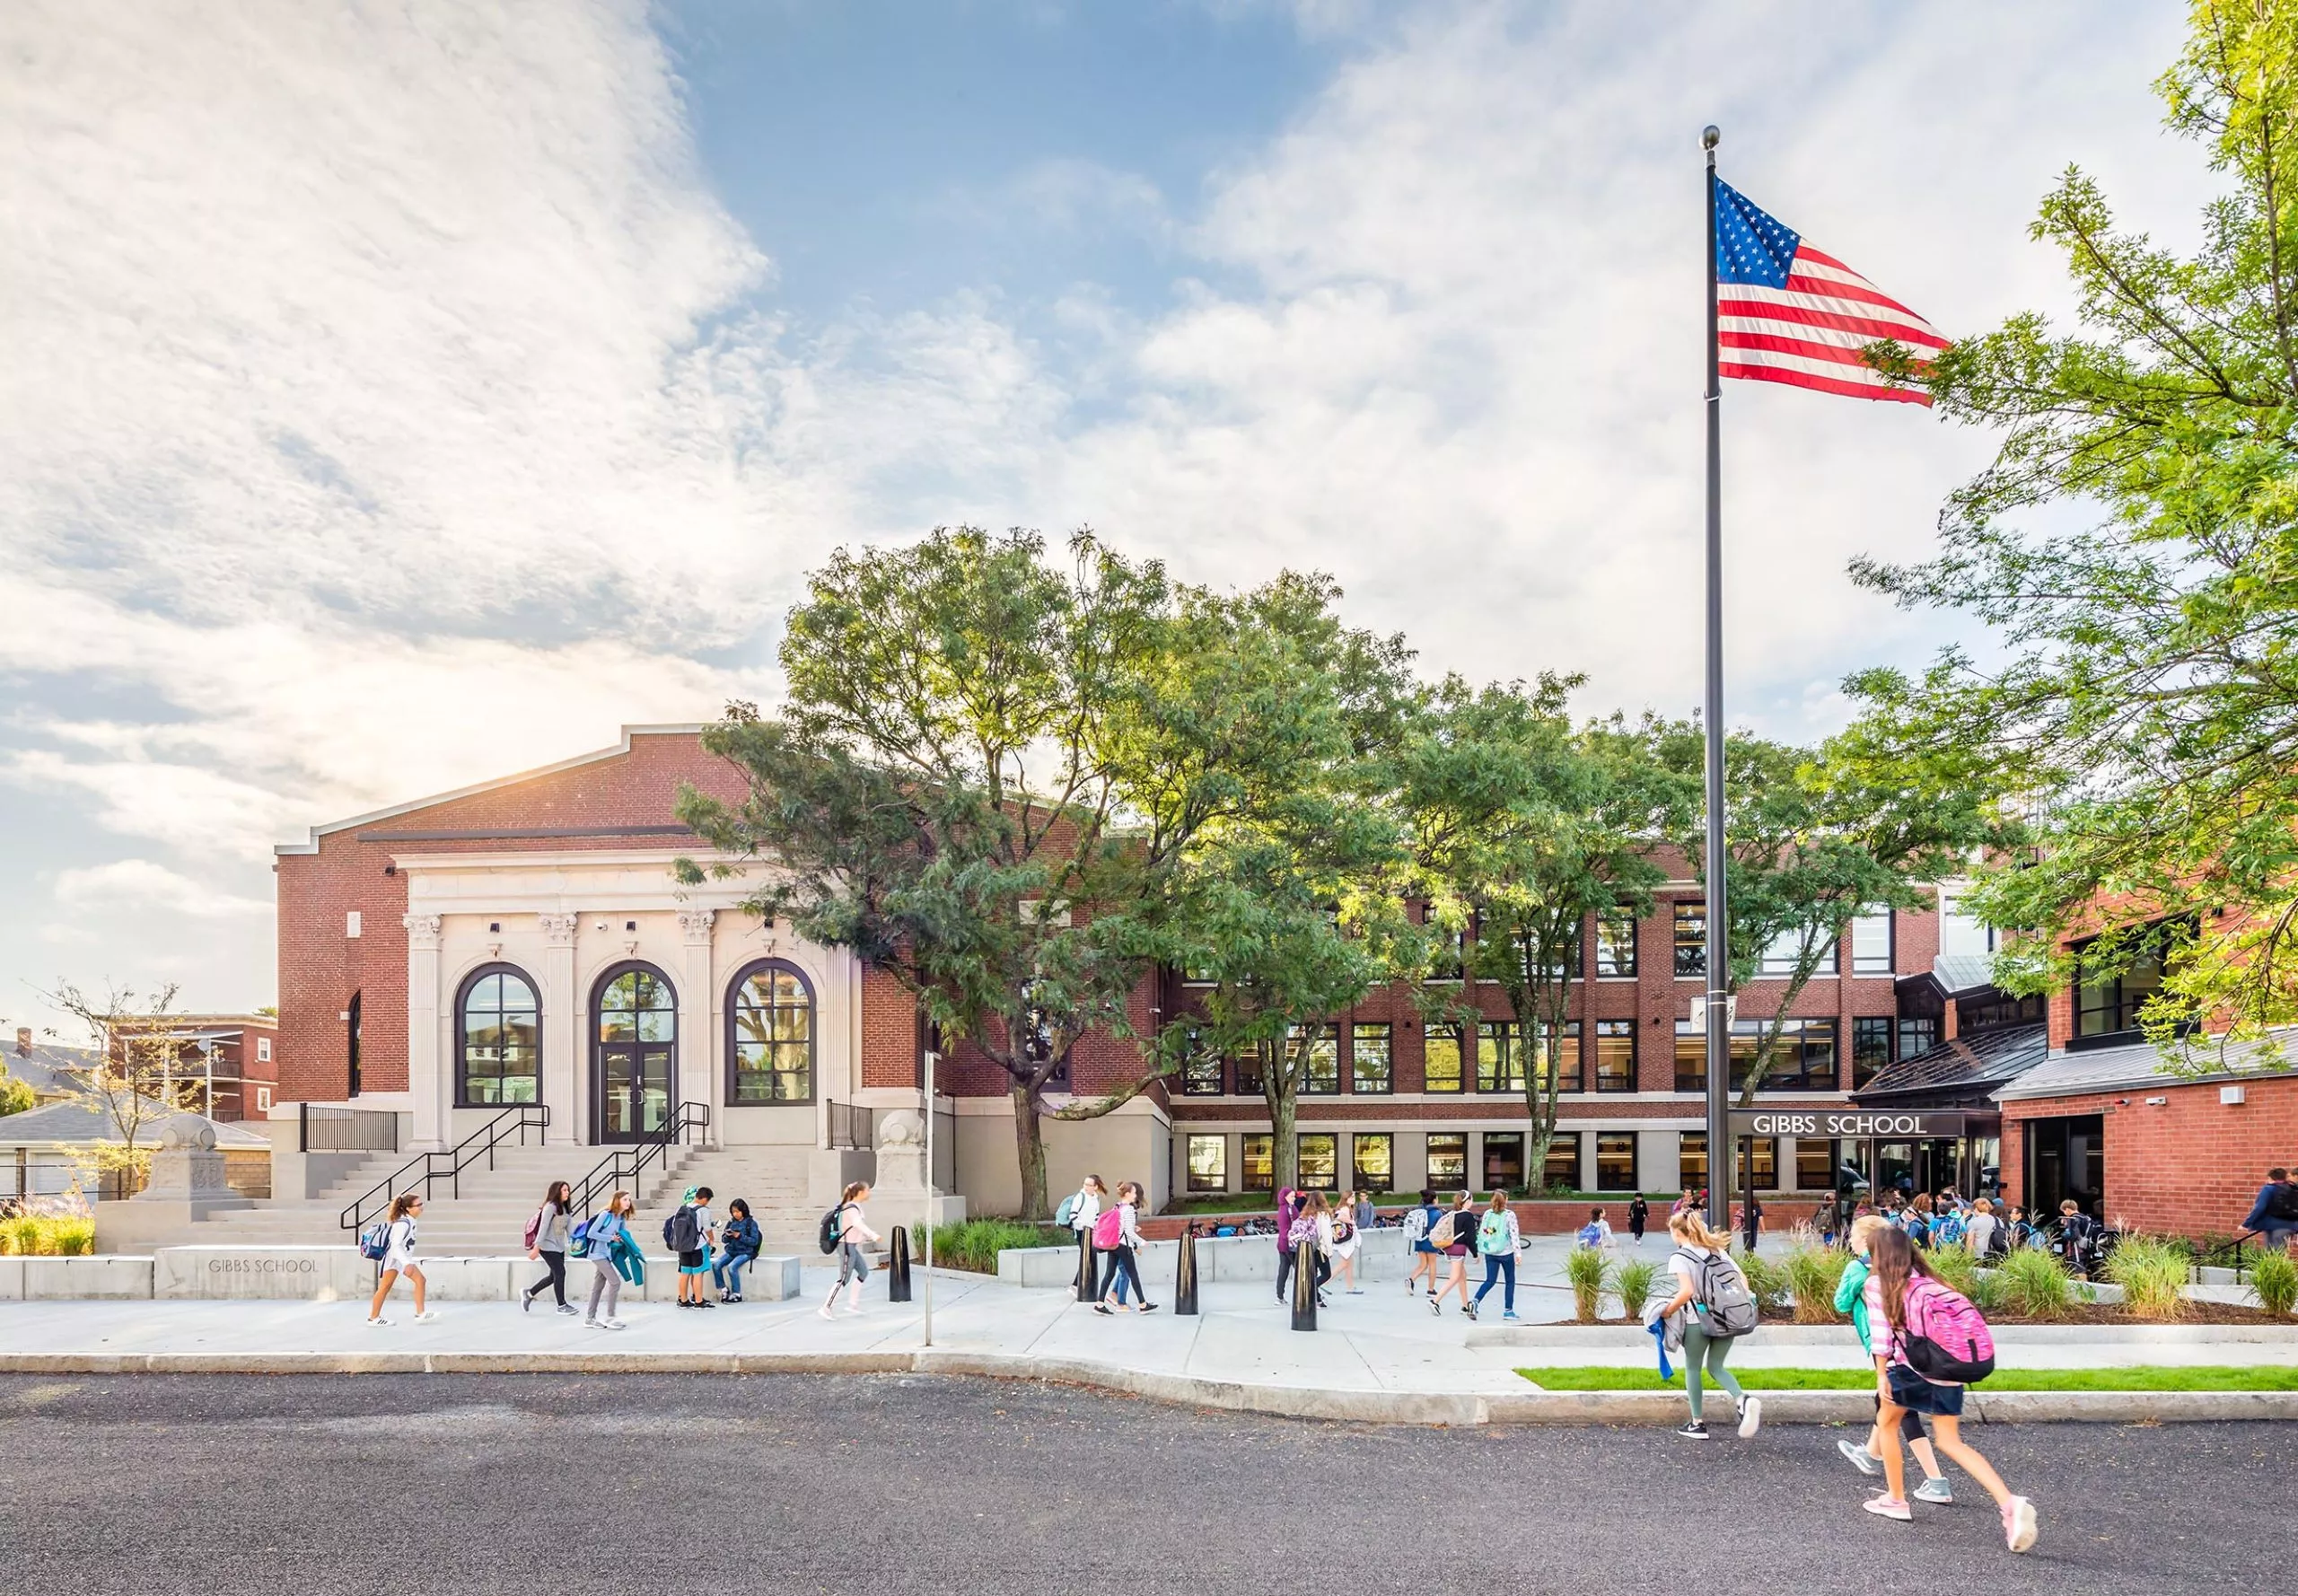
{"left": 1092, "top": 1180, "right": 1157, "bottom": 1314}
{"left": 1429, "top": 1192, "right": 1476, "bottom": 1316}
{"left": 1329, "top": 1194, "right": 1364, "bottom": 1293}
{"left": 1655, "top": 1209, "right": 1759, "bottom": 1439}
{"left": 1627, "top": 1194, "right": 1650, "bottom": 1247}
{"left": 1860, "top": 1228, "right": 2038, "bottom": 1553}
{"left": 365, "top": 1193, "right": 433, "bottom": 1326}
{"left": 1835, "top": 1215, "right": 1952, "bottom": 1503}
{"left": 820, "top": 1180, "right": 879, "bottom": 1319}
{"left": 583, "top": 1191, "right": 638, "bottom": 1329}
{"left": 1066, "top": 1175, "right": 1109, "bottom": 1301}
{"left": 2242, "top": 1167, "right": 2298, "bottom": 1252}
{"left": 713, "top": 1198, "right": 762, "bottom": 1302}
{"left": 1575, "top": 1206, "right": 1616, "bottom": 1253}
{"left": 1353, "top": 1189, "right": 1376, "bottom": 1234}
{"left": 1471, "top": 1191, "right": 1522, "bottom": 1321}
{"left": 1274, "top": 1186, "right": 1305, "bottom": 1304}
{"left": 522, "top": 1181, "right": 575, "bottom": 1314}
{"left": 1405, "top": 1188, "right": 1441, "bottom": 1296}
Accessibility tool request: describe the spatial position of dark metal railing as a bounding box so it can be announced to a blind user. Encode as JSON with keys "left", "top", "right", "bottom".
{"left": 338, "top": 1102, "right": 548, "bottom": 1233}
{"left": 570, "top": 1101, "right": 711, "bottom": 1222}
{"left": 827, "top": 1101, "right": 874, "bottom": 1151}
{"left": 299, "top": 1104, "right": 400, "bottom": 1153}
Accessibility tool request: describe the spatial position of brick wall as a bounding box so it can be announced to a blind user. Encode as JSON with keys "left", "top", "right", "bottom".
{"left": 2002, "top": 1074, "right": 2298, "bottom": 1237}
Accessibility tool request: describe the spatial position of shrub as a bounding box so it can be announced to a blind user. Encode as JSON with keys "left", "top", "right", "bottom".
{"left": 1969, "top": 1267, "right": 2008, "bottom": 1315}
{"left": 1564, "top": 1243, "right": 1611, "bottom": 1322}
{"left": 0, "top": 1215, "right": 94, "bottom": 1256}
{"left": 2102, "top": 1233, "right": 2191, "bottom": 1320}
{"left": 1920, "top": 1241, "right": 1980, "bottom": 1301}
{"left": 1733, "top": 1248, "right": 1790, "bottom": 1316}
{"left": 1781, "top": 1241, "right": 1850, "bottom": 1324}
{"left": 911, "top": 1218, "right": 1064, "bottom": 1275}
{"left": 1612, "top": 1258, "right": 1660, "bottom": 1321}
{"left": 1995, "top": 1246, "right": 2078, "bottom": 1320}
{"left": 2245, "top": 1246, "right": 2297, "bottom": 1317}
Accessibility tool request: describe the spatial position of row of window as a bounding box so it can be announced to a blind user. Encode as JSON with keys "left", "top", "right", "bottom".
{"left": 1182, "top": 1130, "right": 1839, "bottom": 1196}
{"left": 1403, "top": 907, "right": 1899, "bottom": 984}
{"left": 454, "top": 960, "right": 815, "bottom": 1108}
{"left": 1182, "top": 1013, "right": 1935, "bottom": 1098}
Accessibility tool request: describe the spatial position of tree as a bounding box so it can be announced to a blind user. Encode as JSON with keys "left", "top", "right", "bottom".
{"left": 1399, "top": 678, "right": 1682, "bottom": 1186}
{"left": 0, "top": 1072, "right": 33, "bottom": 1118}
{"left": 39, "top": 980, "right": 199, "bottom": 1193}
{"left": 1651, "top": 722, "right": 2004, "bottom": 1105}
{"left": 1852, "top": 0, "right": 2298, "bottom": 1065}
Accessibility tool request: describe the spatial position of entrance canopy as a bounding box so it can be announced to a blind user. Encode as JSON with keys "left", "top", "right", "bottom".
{"left": 1727, "top": 1109, "right": 1999, "bottom": 1141}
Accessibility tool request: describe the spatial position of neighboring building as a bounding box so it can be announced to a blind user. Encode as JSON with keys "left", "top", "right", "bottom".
{"left": 4, "top": 1029, "right": 101, "bottom": 1104}
{"left": 0, "top": 1101, "right": 270, "bottom": 1206}
{"left": 104, "top": 1014, "right": 281, "bottom": 1123}
{"left": 271, "top": 724, "right": 1981, "bottom": 1216}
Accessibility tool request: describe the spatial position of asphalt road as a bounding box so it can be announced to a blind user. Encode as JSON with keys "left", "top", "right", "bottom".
{"left": 0, "top": 1374, "right": 2274, "bottom": 1595}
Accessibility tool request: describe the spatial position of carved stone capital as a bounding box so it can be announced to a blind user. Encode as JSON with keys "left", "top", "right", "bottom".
{"left": 678, "top": 907, "right": 717, "bottom": 945}
{"left": 401, "top": 913, "right": 443, "bottom": 948}
{"left": 539, "top": 912, "right": 579, "bottom": 947}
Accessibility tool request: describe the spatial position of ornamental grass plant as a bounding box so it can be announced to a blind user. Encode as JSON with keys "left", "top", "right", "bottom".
{"left": 1564, "top": 1242, "right": 1611, "bottom": 1322}
{"left": 2247, "top": 1247, "right": 2298, "bottom": 1317}
{"left": 0, "top": 1215, "right": 93, "bottom": 1256}
{"left": 1919, "top": 1240, "right": 1980, "bottom": 1301}
{"left": 912, "top": 1218, "right": 1063, "bottom": 1274}
{"left": 1995, "top": 1245, "right": 2079, "bottom": 1320}
{"left": 2102, "top": 1233, "right": 2192, "bottom": 1320}
{"left": 1780, "top": 1241, "right": 1849, "bottom": 1324}
{"left": 1612, "top": 1257, "right": 1659, "bottom": 1321}
{"left": 1732, "top": 1247, "right": 1790, "bottom": 1316}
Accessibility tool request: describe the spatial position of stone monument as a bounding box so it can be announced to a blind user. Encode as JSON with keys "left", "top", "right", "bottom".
{"left": 94, "top": 1113, "right": 253, "bottom": 1253}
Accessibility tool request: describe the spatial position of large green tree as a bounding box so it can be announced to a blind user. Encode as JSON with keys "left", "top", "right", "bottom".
{"left": 1399, "top": 678, "right": 1681, "bottom": 1184}
{"left": 1853, "top": 0, "right": 2298, "bottom": 1065}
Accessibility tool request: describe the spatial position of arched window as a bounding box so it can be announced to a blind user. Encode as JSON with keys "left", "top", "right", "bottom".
{"left": 727, "top": 960, "right": 814, "bottom": 1104}
{"left": 593, "top": 963, "right": 676, "bottom": 1141}
{"left": 457, "top": 964, "right": 539, "bottom": 1106}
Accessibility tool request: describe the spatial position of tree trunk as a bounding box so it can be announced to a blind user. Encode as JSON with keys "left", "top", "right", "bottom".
{"left": 1263, "top": 1040, "right": 1298, "bottom": 1192}
{"left": 1011, "top": 1081, "right": 1050, "bottom": 1220}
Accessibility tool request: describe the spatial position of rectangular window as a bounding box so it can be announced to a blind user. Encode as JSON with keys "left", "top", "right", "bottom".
{"left": 1897, "top": 1016, "right": 1939, "bottom": 1060}
{"left": 1672, "top": 902, "right": 1706, "bottom": 977}
{"left": 1477, "top": 1022, "right": 1526, "bottom": 1092}
{"left": 1795, "top": 1138, "right": 1838, "bottom": 1191}
{"left": 1679, "top": 1131, "right": 1707, "bottom": 1194}
{"left": 1543, "top": 1135, "right": 1580, "bottom": 1193}
{"left": 1425, "top": 1132, "right": 1469, "bottom": 1188}
{"left": 1724, "top": 1019, "right": 1838, "bottom": 1092}
{"left": 1736, "top": 1136, "right": 1778, "bottom": 1189}
{"left": 254, "top": 1086, "right": 272, "bottom": 1114}
{"left": 255, "top": 1037, "right": 272, "bottom": 1064}
{"left": 1180, "top": 1042, "right": 1224, "bottom": 1096}
{"left": 1851, "top": 1017, "right": 1893, "bottom": 1087}
{"left": 1532, "top": 1020, "right": 1582, "bottom": 1092}
{"left": 1351, "top": 1022, "right": 1393, "bottom": 1094}
{"left": 1423, "top": 1026, "right": 1465, "bottom": 1092}
{"left": 1595, "top": 1132, "right": 1638, "bottom": 1191}
{"left": 2074, "top": 938, "right": 2167, "bottom": 1039}
{"left": 1674, "top": 1022, "right": 1706, "bottom": 1092}
{"left": 1297, "top": 1132, "right": 1339, "bottom": 1190}
{"left": 1593, "top": 1019, "right": 1636, "bottom": 1092}
{"left": 1233, "top": 1049, "right": 1266, "bottom": 1099}
{"left": 1594, "top": 911, "right": 1638, "bottom": 978}
{"left": 1759, "top": 928, "right": 1836, "bottom": 978}
{"left": 1186, "top": 1135, "right": 1228, "bottom": 1193}
{"left": 1851, "top": 911, "right": 1894, "bottom": 976}
{"left": 1241, "top": 1133, "right": 1273, "bottom": 1192}
{"left": 1352, "top": 1132, "right": 1394, "bottom": 1193}
{"left": 1482, "top": 1132, "right": 1525, "bottom": 1194}
{"left": 1291, "top": 1022, "right": 1340, "bottom": 1094}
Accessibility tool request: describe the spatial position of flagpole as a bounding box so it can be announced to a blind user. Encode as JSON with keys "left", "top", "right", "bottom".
{"left": 1701, "top": 124, "right": 1732, "bottom": 1236}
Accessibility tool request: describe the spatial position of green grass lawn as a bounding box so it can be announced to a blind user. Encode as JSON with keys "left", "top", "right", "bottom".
{"left": 1516, "top": 1365, "right": 2298, "bottom": 1392}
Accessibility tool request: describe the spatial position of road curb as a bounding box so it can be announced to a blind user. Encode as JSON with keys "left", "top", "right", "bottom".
{"left": 1, "top": 1353, "right": 2291, "bottom": 1425}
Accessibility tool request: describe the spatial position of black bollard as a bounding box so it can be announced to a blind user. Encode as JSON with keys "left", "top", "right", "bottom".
{"left": 1076, "top": 1227, "right": 1098, "bottom": 1303}
{"left": 1173, "top": 1223, "right": 1200, "bottom": 1317}
{"left": 886, "top": 1223, "right": 913, "bottom": 1302}
{"left": 1290, "top": 1238, "right": 1318, "bottom": 1331}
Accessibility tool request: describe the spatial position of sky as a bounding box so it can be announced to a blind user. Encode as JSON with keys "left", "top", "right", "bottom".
{"left": 0, "top": 0, "right": 2202, "bottom": 1031}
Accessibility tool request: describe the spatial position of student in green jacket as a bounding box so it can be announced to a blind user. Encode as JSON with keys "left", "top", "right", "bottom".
{"left": 1835, "top": 1213, "right": 1952, "bottom": 1501}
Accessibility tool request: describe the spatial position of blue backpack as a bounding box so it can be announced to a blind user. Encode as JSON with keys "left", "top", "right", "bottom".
{"left": 357, "top": 1221, "right": 391, "bottom": 1262}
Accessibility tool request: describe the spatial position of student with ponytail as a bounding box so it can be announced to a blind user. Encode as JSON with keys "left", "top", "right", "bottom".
{"left": 1653, "top": 1208, "right": 1759, "bottom": 1439}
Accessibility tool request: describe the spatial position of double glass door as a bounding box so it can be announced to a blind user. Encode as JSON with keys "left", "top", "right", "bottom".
{"left": 598, "top": 1044, "right": 672, "bottom": 1143}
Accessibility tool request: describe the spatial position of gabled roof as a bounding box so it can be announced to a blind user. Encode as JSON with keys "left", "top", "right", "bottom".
{"left": 0, "top": 1101, "right": 270, "bottom": 1148}
{"left": 1993, "top": 1028, "right": 2298, "bottom": 1103}
{"left": 275, "top": 723, "right": 706, "bottom": 855}
{"left": 1855, "top": 1022, "right": 2048, "bottom": 1103}
{"left": 3, "top": 1042, "right": 100, "bottom": 1098}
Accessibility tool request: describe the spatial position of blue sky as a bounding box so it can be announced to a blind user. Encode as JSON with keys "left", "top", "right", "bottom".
{"left": 0, "top": 0, "right": 2196, "bottom": 1032}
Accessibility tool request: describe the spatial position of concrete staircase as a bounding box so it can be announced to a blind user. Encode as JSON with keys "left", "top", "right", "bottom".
{"left": 627, "top": 1147, "right": 818, "bottom": 1250}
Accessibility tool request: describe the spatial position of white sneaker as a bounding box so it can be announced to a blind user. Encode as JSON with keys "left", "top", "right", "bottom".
{"left": 819, "top": 1305, "right": 837, "bottom": 1320}
{"left": 365, "top": 1316, "right": 390, "bottom": 1328}
{"left": 599, "top": 1318, "right": 627, "bottom": 1331}
{"left": 1737, "top": 1394, "right": 1763, "bottom": 1438}
{"left": 412, "top": 1311, "right": 438, "bottom": 1325}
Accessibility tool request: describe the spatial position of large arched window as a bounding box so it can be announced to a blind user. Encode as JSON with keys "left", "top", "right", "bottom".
{"left": 457, "top": 964, "right": 540, "bottom": 1106}
{"left": 593, "top": 963, "right": 676, "bottom": 1142}
{"left": 726, "top": 960, "right": 814, "bottom": 1104}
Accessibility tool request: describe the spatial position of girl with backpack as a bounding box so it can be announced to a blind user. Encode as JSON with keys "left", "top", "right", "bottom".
{"left": 1092, "top": 1180, "right": 1157, "bottom": 1314}
{"left": 1068, "top": 1175, "right": 1108, "bottom": 1302}
{"left": 583, "top": 1191, "right": 637, "bottom": 1330}
{"left": 1282, "top": 1190, "right": 1335, "bottom": 1309}
{"left": 820, "top": 1180, "right": 879, "bottom": 1320}
{"left": 1329, "top": 1193, "right": 1363, "bottom": 1294}
{"left": 713, "top": 1198, "right": 762, "bottom": 1302}
{"left": 1654, "top": 1209, "right": 1759, "bottom": 1439}
{"left": 1274, "top": 1186, "right": 1304, "bottom": 1305}
{"left": 364, "top": 1192, "right": 433, "bottom": 1326}
{"left": 521, "top": 1180, "right": 575, "bottom": 1315}
{"left": 1862, "top": 1227, "right": 2038, "bottom": 1552}
{"left": 1834, "top": 1215, "right": 1952, "bottom": 1504}
{"left": 1428, "top": 1191, "right": 1475, "bottom": 1317}
{"left": 1470, "top": 1191, "right": 1522, "bottom": 1321}
{"left": 1405, "top": 1188, "right": 1440, "bottom": 1297}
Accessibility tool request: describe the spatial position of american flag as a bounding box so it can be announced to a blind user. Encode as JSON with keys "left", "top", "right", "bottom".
{"left": 1715, "top": 180, "right": 1942, "bottom": 405}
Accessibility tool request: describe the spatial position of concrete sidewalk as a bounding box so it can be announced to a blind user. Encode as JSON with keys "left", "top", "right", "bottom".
{"left": 4, "top": 1258, "right": 2292, "bottom": 1426}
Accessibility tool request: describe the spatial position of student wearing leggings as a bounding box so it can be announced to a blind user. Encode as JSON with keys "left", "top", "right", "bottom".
{"left": 1654, "top": 1208, "right": 1761, "bottom": 1440}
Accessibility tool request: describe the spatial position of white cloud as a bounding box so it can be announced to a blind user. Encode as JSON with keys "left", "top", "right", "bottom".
{"left": 55, "top": 859, "right": 270, "bottom": 919}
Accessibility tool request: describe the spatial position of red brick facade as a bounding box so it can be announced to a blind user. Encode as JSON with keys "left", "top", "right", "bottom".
{"left": 2001, "top": 1074, "right": 2298, "bottom": 1237}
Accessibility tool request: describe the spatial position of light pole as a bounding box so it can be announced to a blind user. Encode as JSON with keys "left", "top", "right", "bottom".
{"left": 923, "top": 1049, "right": 938, "bottom": 1347}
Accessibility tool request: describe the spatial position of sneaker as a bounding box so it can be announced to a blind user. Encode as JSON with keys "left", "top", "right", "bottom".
{"left": 1673, "top": 1421, "right": 1708, "bottom": 1439}
{"left": 366, "top": 1316, "right": 390, "bottom": 1328}
{"left": 1093, "top": 1303, "right": 1114, "bottom": 1316}
{"left": 1864, "top": 1495, "right": 1913, "bottom": 1522}
{"left": 1502, "top": 1311, "right": 1521, "bottom": 1321}
{"left": 1462, "top": 1301, "right": 1478, "bottom": 1321}
{"left": 2002, "top": 1495, "right": 2038, "bottom": 1554}
{"left": 1429, "top": 1298, "right": 1443, "bottom": 1316}
{"left": 1838, "top": 1438, "right": 1882, "bottom": 1477}
{"left": 1913, "top": 1476, "right": 1954, "bottom": 1505}
{"left": 1137, "top": 1303, "right": 1159, "bottom": 1313}
{"left": 521, "top": 1292, "right": 534, "bottom": 1314}
{"left": 584, "top": 1319, "right": 604, "bottom": 1330}
{"left": 556, "top": 1304, "right": 578, "bottom": 1316}
{"left": 697, "top": 1299, "right": 717, "bottom": 1309}
{"left": 599, "top": 1318, "right": 627, "bottom": 1331}
{"left": 1737, "top": 1394, "right": 1763, "bottom": 1439}
{"left": 411, "top": 1311, "right": 437, "bottom": 1325}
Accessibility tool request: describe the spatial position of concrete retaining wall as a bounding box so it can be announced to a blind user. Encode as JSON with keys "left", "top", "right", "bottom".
{"left": 0, "top": 1249, "right": 809, "bottom": 1302}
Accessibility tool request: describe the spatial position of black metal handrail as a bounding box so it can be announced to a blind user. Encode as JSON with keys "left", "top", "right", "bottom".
{"left": 300, "top": 1104, "right": 400, "bottom": 1153}
{"left": 570, "top": 1101, "right": 711, "bottom": 1222}
{"left": 338, "top": 1102, "right": 549, "bottom": 1232}
{"left": 827, "top": 1100, "right": 874, "bottom": 1151}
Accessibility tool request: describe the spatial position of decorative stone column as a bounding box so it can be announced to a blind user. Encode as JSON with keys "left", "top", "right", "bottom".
{"left": 679, "top": 908, "right": 718, "bottom": 1149}
{"left": 539, "top": 913, "right": 580, "bottom": 1145}
{"left": 403, "top": 913, "right": 447, "bottom": 1151}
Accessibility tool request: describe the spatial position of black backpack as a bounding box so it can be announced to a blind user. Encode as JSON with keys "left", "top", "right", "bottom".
{"left": 665, "top": 1205, "right": 700, "bottom": 1252}
{"left": 2267, "top": 1183, "right": 2298, "bottom": 1223}
{"left": 818, "top": 1205, "right": 845, "bottom": 1255}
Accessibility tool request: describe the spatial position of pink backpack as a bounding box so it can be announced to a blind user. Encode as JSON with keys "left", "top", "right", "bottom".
{"left": 1897, "top": 1276, "right": 1996, "bottom": 1383}
{"left": 1092, "top": 1206, "right": 1125, "bottom": 1250}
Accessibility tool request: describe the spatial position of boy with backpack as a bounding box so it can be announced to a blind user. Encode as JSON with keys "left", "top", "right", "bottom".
{"left": 666, "top": 1186, "right": 716, "bottom": 1309}
{"left": 2241, "top": 1167, "right": 2298, "bottom": 1253}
